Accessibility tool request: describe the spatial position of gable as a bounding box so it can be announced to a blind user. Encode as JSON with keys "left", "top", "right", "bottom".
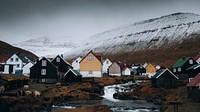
{"left": 80, "top": 52, "right": 102, "bottom": 64}
{"left": 155, "top": 69, "right": 178, "bottom": 79}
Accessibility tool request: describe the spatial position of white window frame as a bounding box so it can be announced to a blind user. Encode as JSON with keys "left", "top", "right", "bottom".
{"left": 10, "top": 58, "right": 13, "bottom": 62}
{"left": 42, "top": 78, "right": 45, "bottom": 82}
{"left": 16, "top": 64, "right": 20, "bottom": 68}
{"left": 189, "top": 59, "right": 193, "bottom": 64}
{"left": 89, "top": 71, "right": 93, "bottom": 74}
{"left": 87, "top": 55, "right": 94, "bottom": 61}
{"left": 15, "top": 58, "right": 19, "bottom": 62}
{"left": 42, "top": 60, "right": 47, "bottom": 66}
{"left": 178, "top": 68, "right": 181, "bottom": 72}
{"left": 56, "top": 57, "right": 60, "bottom": 62}
{"left": 41, "top": 69, "right": 46, "bottom": 75}
{"left": 173, "top": 68, "right": 176, "bottom": 72}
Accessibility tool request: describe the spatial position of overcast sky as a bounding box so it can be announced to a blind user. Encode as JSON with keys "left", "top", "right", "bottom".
{"left": 0, "top": 0, "right": 200, "bottom": 44}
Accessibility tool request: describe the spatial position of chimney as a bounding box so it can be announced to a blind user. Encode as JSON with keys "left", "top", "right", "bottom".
{"left": 61, "top": 54, "right": 63, "bottom": 58}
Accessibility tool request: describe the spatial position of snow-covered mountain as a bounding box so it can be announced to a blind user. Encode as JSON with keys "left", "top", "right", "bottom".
{"left": 14, "top": 37, "right": 81, "bottom": 57}
{"left": 66, "top": 12, "right": 200, "bottom": 58}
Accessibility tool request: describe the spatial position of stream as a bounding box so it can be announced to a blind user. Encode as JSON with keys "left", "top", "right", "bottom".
{"left": 52, "top": 82, "right": 160, "bottom": 112}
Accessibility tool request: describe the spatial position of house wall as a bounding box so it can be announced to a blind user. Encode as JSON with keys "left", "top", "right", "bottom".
{"left": 109, "top": 62, "right": 121, "bottom": 76}
{"left": 80, "top": 52, "right": 102, "bottom": 71}
{"left": 196, "top": 58, "right": 200, "bottom": 64}
{"left": 122, "top": 69, "right": 131, "bottom": 75}
{"left": 0, "top": 64, "right": 15, "bottom": 74}
{"left": 72, "top": 57, "right": 82, "bottom": 71}
{"left": 187, "top": 87, "right": 200, "bottom": 101}
{"left": 22, "top": 62, "right": 33, "bottom": 75}
{"left": 103, "top": 59, "right": 112, "bottom": 73}
{"left": 65, "top": 70, "right": 82, "bottom": 82}
{"left": 146, "top": 64, "right": 156, "bottom": 73}
{"left": 81, "top": 71, "right": 102, "bottom": 77}
{"left": 6, "top": 54, "right": 23, "bottom": 71}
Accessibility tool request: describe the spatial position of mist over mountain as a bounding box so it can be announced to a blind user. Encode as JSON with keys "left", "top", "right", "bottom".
{"left": 14, "top": 37, "right": 81, "bottom": 57}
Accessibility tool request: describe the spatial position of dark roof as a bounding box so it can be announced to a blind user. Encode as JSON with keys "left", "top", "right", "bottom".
{"left": 65, "top": 69, "right": 82, "bottom": 76}
{"left": 186, "top": 63, "right": 200, "bottom": 70}
{"left": 120, "top": 62, "right": 132, "bottom": 70}
{"left": 172, "top": 57, "right": 191, "bottom": 68}
{"left": 152, "top": 69, "right": 178, "bottom": 79}
{"left": 186, "top": 74, "right": 200, "bottom": 87}
{"left": 16, "top": 53, "right": 30, "bottom": 64}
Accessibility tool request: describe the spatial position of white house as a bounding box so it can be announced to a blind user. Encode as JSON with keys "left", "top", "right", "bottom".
{"left": 22, "top": 62, "right": 34, "bottom": 75}
{"left": 102, "top": 58, "right": 112, "bottom": 74}
{"left": 72, "top": 57, "right": 82, "bottom": 71}
{"left": 6, "top": 53, "right": 31, "bottom": 74}
{"left": 0, "top": 64, "right": 16, "bottom": 74}
{"left": 122, "top": 67, "right": 132, "bottom": 76}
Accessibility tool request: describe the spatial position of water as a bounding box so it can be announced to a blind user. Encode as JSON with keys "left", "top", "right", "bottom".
{"left": 52, "top": 82, "right": 160, "bottom": 112}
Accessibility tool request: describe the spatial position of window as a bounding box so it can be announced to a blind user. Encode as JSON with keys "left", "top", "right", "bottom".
{"left": 42, "top": 78, "right": 45, "bottom": 82}
{"left": 76, "top": 60, "right": 78, "bottom": 63}
{"left": 10, "top": 58, "right": 13, "bottom": 62}
{"left": 41, "top": 69, "right": 46, "bottom": 75}
{"left": 89, "top": 71, "right": 93, "bottom": 74}
{"left": 42, "top": 60, "right": 47, "bottom": 66}
{"left": 56, "top": 57, "right": 60, "bottom": 62}
{"left": 15, "top": 58, "right": 19, "bottom": 62}
{"left": 178, "top": 68, "right": 181, "bottom": 72}
{"left": 173, "top": 68, "right": 176, "bottom": 72}
{"left": 16, "top": 64, "right": 20, "bottom": 68}
{"left": 87, "top": 55, "right": 94, "bottom": 61}
{"left": 106, "top": 61, "right": 109, "bottom": 64}
{"left": 189, "top": 59, "right": 193, "bottom": 64}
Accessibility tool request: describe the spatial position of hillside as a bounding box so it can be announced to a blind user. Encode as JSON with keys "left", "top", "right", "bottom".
{"left": 65, "top": 12, "right": 200, "bottom": 67}
{"left": 0, "top": 40, "right": 38, "bottom": 62}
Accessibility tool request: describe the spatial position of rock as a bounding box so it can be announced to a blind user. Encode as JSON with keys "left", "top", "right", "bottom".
{"left": 113, "top": 92, "right": 140, "bottom": 100}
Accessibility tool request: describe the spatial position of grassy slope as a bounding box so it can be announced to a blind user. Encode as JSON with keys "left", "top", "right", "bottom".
{"left": 105, "top": 34, "right": 200, "bottom": 68}
{"left": 0, "top": 40, "right": 38, "bottom": 60}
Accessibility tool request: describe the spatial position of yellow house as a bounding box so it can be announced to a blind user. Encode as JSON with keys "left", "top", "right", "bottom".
{"left": 80, "top": 51, "right": 102, "bottom": 77}
{"left": 146, "top": 63, "right": 156, "bottom": 73}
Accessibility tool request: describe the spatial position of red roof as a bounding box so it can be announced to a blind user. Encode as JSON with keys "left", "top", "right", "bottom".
{"left": 94, "top": 52, "right": 102, "bottom": 62}
{"left": 194, "top": 54, "right": 200, "bottom": 61}
{"left": 119, "top": 62, "right": 132, "bottom": 70}
{"left": 186, "top": 74, "right": 200, "bottom": 87}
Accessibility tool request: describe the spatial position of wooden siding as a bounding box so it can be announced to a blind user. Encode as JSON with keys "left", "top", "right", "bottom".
{"left": 109, "top": 62, "right": 121, "bottom": 74}
{"left": 146, "top": 64, "right": 156, "bottom": 73}
{"left": 80, "top": 52, "right": 102, "bottom": 71}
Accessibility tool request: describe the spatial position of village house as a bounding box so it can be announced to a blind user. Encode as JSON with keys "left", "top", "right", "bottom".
{"left": 72, "top": 57, "right": 82, "bottom": 71}
{"left": 120, "top": 62, "right": 132, "bottom": 76}
{"left": 6, "top": 53, "right": 33, "bottom": 74}
{"left": 186, "top": 74, "right": 200, "bottom": 101}
{"left": 186, "top": 63, "right": 200, "bottom": 82}
{"left": 51, "top": 55, "right": 73, "bottom": 81}
{"left": 30, "top": 57, "right": 58, "bottom": 84}
{"left": 145, "top": 63, "right": 157, "bottom": 78}
{"left": 102, "top": 58, "right": 112, "bottom": 74}
{"left": 80, "top": 51, "right": 103, "bottom": 77}
{"left": 108, "top": 62, "right": 121, "bottom": 76}
{"left": 172, "top": 57, "right": 197, "bottom": 82}
{"left": 122, "top": 67, "right": 132, "bottom": 76}
{"left": 135, "top": 65, "right": 146, "bottom": 76}
{"left": 152, "top": 69, "right": 178, "bottom": 88}
{"left": 64, "top": 69, "right": 82, "bottom": 82}
{"left": 22, "top": 62, "right": 34, "bottom": 76}
{"left": 0, "top": 64, "right": 15, "bottom": 74}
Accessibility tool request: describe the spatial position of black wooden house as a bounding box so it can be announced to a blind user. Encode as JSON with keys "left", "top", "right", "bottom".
{"left": 172, "top": 57, "right": 197, "bottom": 81}
{"left": 64, "top": 69, "right": 82, "bottom": 83}
{"left": 51, "top": 55, "right": 73, "bottom": 81}
{"left": 152, "top": 69, "right": 178, "bottom": 88}
{"left": 30, "top": 57, "right": 58, "bottom": 84}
